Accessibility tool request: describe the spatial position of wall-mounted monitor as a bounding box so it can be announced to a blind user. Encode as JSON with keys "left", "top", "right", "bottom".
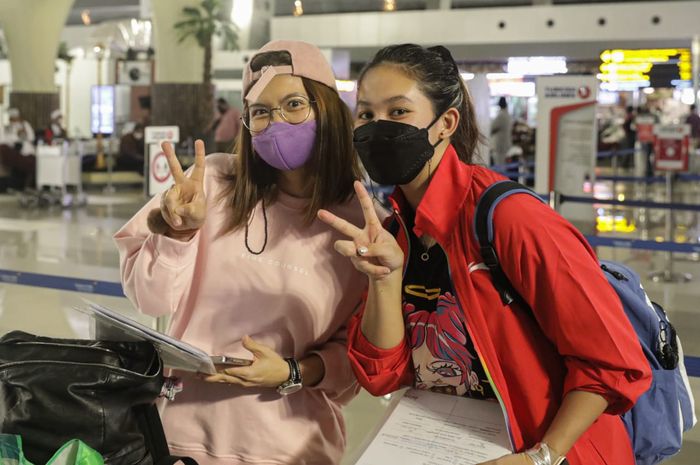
{"left": 91, "top": 85, "right": 115, "bottom": 135}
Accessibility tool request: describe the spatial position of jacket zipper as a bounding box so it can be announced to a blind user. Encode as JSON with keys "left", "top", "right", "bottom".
{"left": 444, "top": 254, "right": 516, "bottom": 451}
{"left": 393, "top": 209, "right": 516, "bottom": 451}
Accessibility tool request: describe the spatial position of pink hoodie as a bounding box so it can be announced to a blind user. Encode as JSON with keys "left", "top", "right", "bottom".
{"left": 114, "top": 153, "right": 367, "bottom": 465}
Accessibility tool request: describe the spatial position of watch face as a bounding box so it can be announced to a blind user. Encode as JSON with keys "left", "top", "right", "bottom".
{"left": 278, "top": 383, "right": 303, "bottom": 395}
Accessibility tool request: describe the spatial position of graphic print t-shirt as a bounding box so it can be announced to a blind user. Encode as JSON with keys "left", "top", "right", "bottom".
{"left": 402, "top": 212, "right": 496, "bottom": 399}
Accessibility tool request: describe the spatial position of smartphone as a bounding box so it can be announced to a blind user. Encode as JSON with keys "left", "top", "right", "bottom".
{"left": 210, "top": 355, "right": 253, "bottom": 367}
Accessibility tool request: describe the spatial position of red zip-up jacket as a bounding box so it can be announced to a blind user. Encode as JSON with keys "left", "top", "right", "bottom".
{"left": 347, "top": 145, "right": 651, "bottom": 465}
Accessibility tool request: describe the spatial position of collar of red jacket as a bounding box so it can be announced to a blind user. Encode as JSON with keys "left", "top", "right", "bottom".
{"left": 388, "top": 144, "right": 473, "bottom": 244}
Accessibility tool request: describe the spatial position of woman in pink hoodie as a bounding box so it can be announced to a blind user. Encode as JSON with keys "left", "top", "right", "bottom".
{"left": 114, "top": 40, "right": 367, "bottom": 465}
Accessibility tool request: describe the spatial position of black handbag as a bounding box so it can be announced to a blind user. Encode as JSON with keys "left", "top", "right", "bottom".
{"left": 0, "top": 331, "right": 196, "bottom": 465}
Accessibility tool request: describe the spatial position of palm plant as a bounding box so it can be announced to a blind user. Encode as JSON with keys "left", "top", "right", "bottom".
{"left": 0, "top": 30, "right": 7, "bottom": 59}
{"left": 174, "top": 0, "right": 238, "bottom": 134}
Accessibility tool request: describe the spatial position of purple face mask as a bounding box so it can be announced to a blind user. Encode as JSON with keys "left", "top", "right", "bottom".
{"left": 252, "top": 120, "right": 317, "bottom": 171}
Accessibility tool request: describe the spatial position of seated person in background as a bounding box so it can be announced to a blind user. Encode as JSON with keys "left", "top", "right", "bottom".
{"left": 0, "top": 108, "right": 36, "bottom": 188}
{"left": 5, "top": 108, "right": 35, "bottom": 156}
{"left": 116, "top": 123, "right": 145, "bottom": 174}
{"left": 45, "top": 109, "right": 67, "bottom": 143}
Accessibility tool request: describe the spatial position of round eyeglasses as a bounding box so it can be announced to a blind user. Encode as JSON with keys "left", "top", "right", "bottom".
{"left": 242, "top": 95, "right": 316, "bottom": 134}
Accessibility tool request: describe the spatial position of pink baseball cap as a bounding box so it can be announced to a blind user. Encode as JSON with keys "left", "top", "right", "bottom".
{"left": 242, "top": 40, "right": 337, "bottom": 103}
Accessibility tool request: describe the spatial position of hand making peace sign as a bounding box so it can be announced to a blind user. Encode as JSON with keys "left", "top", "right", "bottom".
{"left": 159, "top": 139, "right": 207, "bottom": 234}
{"left": 318, "top": 181, "right": 404, "bottom": 281}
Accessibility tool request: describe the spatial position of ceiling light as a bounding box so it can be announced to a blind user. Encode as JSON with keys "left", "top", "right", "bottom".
{"left": 486, "top": 73, "right": 524, "bottom": 80}
{"left": 507, "top": 57, "right": 567, "bottom": 76}
{"left": 81, "top": 9, "right": 92, "bottom": 25}
{"left": 335, "top": 80, "right": 356, "bottom": 92}
{"left": 489, "top": 81, "right": 536, "bottom": 98}
{"left": 231, "top": 0, "right": 253, "bottom": 28}
{"left": 384, "top": 0, "right": 396, "bottom": 11}
{"left": 293, "top": 0, "right": 303, "bottom": 16}
{"left": 679, "top": 88, "right": 695, "bottom": 105}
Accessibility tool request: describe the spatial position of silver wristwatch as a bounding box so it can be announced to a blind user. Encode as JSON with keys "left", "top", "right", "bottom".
{"left": 524, "top": 442, "right": 567, "bottom": 465}
{"left": 277, "top": 358, "right": 303, "bottom": 395}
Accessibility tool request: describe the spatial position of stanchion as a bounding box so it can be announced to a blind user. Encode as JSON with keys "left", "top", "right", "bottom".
{"left": 611, "top": 148, "right": 619, "bottom": 198}
{"left": 548, "top": 190, "right": 561, "bottom": 212}
{"left": 648, "top": 172, "right": 692, "bottom": 283}
{"left": 675, "top": 161, "right": 700, "bottom": 263}
{"left": 103, "top": 136, "right": 116, "bottom": 195}
{"left": 693, "top": 146, "right": 700, "bottom": 263}
{"left": 687, "top": 152, "right": 700, "bottom": 262}
{"left": 633, "top": 142, "right": 650, "bottom": 240}
{"left": 610, "top": 149, "right": 620, "bottom": 232}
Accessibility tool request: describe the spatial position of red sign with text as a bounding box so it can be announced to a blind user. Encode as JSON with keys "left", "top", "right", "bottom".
{"left": 654, "top": 124, "right": 690, "bottom": 172}
{"left": 636, "top": 115, "right": 656, "bottom": 143}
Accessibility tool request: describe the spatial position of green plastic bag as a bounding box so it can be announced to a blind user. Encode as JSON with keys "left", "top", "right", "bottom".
{"left": 0, "top": 435, "right": 103, "bottom": 465}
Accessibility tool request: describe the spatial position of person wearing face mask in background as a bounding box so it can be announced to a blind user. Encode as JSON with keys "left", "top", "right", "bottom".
{"left": 4, "top": 108, "right": 35, "bottom": 156}
{"left": 0, "top": 108, "right": 36, "bottom": 188}
{"left": 48, "top": 109, "right": 67, "bottom": 142}
{"left": 114, "top": 40, "right": 367, "bottom": 465}
{"left": 319, "top": 44, "right": 651, "bottom": 465}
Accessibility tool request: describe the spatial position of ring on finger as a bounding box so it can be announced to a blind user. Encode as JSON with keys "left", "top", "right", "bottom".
{"left": 356, "top": 246, "right": 369, "bottom": 257}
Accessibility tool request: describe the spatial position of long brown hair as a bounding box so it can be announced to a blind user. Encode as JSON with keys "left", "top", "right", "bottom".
{"left": 357, "top": 44, "right": 483, "bottom": 164}
{"left": 219, "top": 54, "right": 360, "bottom": 233}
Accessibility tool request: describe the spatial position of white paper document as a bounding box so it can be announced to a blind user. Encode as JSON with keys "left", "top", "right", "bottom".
{"left": 74, "top": 300, "right": 217, "bottom": 374}
{"left": 356, "top": 389, "right": 512, "bottom": 465}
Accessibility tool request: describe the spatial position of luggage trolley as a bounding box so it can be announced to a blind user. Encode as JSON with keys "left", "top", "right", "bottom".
{"left": 20, "top": 142, "right": 87, "bottom": 208}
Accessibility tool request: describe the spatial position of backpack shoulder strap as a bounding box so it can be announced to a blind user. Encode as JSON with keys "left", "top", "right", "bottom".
{"left": 473, "top": 180, "right": 544, "bottom": 305}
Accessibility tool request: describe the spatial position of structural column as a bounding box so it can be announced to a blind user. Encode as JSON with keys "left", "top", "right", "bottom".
{"left": 150, "top": 0, "right": 206, "bottom": 141}
{"left": 0, "top": 0, "right": 73, "bottom": 130}
{"left": 228, "top": 0, "right": 274, "bottom": 51}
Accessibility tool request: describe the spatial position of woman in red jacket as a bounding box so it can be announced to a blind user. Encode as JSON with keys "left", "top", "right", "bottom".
{"left": 318, "top": 44, "right": 651, "bottom": 465}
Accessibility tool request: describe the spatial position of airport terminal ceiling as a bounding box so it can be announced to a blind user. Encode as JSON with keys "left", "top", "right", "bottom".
{"left": 271, "top": 0, "right": 684, "bottom": 15}
{"left": 63, "top": 0, "right": 678, "bottom": 24}
{"left": 53, "top": 0, "right": 698, "bottom": 64}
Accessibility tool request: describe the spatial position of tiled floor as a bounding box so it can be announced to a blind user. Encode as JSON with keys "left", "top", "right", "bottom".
{"left": 0, "top": 180, "right": 698, "bottom": 464}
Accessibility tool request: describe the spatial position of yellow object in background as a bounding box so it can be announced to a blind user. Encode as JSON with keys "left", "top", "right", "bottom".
{"left": 596, "top": 215, "right": 637, "bottom": 233}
